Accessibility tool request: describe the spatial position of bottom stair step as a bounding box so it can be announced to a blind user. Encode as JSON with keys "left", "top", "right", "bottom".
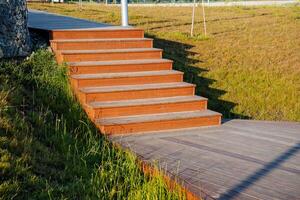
{"left": 96, "top": 110, "right": 222, "bottom": 135}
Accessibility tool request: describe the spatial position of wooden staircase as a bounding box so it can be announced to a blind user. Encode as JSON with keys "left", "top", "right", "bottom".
{"left": 50, "top": 27, "right": 222, "bottom": 135}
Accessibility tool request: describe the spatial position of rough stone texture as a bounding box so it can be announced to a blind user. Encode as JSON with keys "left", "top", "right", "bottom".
{"left": 0, "top": 0, "right": 31, "bottom": 58}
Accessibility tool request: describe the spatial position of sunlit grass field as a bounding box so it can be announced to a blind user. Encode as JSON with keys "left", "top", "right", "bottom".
{"left": 29, "top": 3, "right": 300, "bottom": 121}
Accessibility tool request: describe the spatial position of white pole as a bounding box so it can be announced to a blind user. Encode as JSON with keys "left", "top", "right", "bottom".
{"left": 202, "top": 0, "right": 207, "bottom": 36}
{"left": 121, "top": 0, "right": 129, "bottom": 26}
{"left": 190, "top": 0, "right": 196, "bottom": 37}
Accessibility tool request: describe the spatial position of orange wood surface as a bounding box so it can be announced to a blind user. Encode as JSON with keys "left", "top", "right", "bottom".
{"left": 50, "top": 29, "right": 144, "bottom": 40}
{"left": 83, "top": 87, "right": 195, "bottom": 103}
{"left": 99, "top": 115, "right": 221, "bottom": 135}
{"left": 51, "top": 40, "right": 153, "bottom": 50}
{"left": 72, "top": 74, "right": 183, "bottom": 88}
{"left": 62, "top": 50, "right": 162, "bottom": 62}
{"left": 69, "top": 62, "right": 173, "bottom": 75}
{"left": 90, "top": 100, "right": 207, "bottom": 119}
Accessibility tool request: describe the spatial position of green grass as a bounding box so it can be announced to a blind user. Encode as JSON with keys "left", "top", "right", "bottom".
{"left": 0, "top": 50, "right": 185, "bottom": 200}
{"left": 29, "top": 3, "right": 300, "bottom": 121}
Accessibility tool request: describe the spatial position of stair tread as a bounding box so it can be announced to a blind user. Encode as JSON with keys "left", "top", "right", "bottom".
{"left": 60, "top": 48, "right": 162, "bottom": 54}
{"left": 51, "top": 38, "right": 152, "bottom": 42}
{"left": 80, "top": 82, "right": 195, "bottom": 93}
{"left": 88, "top": 95, "right": 207, "bottom": 108}
{"left": 68, "top": 59, "right": 172, "bottom": 66}
{"left": 55, "top": 27, "right": 142, "bottom": 31}
{"left": 97, "top": 110, "right": 221, "bottom": 125}
{"left": 71, "top": 70, "right": 183, "bottom": 79}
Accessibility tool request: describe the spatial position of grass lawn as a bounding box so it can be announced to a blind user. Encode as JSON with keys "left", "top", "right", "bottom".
{"left": 0, "top": 50, "right": 184, "bottom": 199}
{"left": 29, "top": 3, "right": 300, "bottom": 121}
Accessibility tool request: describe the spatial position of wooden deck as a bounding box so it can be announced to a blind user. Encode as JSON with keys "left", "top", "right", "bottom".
{"left": 112, "top": 120, "right": 300, "bottom": 200}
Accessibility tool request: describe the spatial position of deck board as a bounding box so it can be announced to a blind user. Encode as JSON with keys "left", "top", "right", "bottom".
{"left": 112, "top": 120, "right": 300, "bottom": 200}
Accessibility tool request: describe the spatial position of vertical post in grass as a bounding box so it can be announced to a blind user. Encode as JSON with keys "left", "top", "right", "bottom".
{"left": 191, "top": 0, "right": 196, "bottom": 37}
{"left": 202, "top": 0, "right": 207, "bottom": 36}
{"left": 121, "top": 0, "right": 129, "bottom": 26}
{"left": 79, "top": 0, "right": 83, "bottom": 10}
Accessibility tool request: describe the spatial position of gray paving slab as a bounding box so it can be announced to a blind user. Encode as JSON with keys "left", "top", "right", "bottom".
{"left": 28, "top": 9, "right": 113, "bottom": 30}
{"left": 111, "top": 120, "right": 300, "bottom": 200}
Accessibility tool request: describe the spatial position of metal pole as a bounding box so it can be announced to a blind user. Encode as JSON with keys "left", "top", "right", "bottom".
{"left": 121, "top": 0, "right": 129, "bottom": 26}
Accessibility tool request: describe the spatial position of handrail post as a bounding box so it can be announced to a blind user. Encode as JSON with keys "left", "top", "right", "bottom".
{"left": 121, "top": 0, "right": 129, "bottom": 26}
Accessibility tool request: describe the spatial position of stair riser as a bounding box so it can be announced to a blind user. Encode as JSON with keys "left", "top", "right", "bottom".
{"left": 51, "top": 40, "right": 153, "bottom": 51}
{"left": 50, "top": 29, "right": 144, "bottom": 40}
{"left": 71, "top": 74, "right": 183, "bottom": 88}
{"left": 98, "top": 115, "right": 221, "bottom": 135}
{"left": 62, "top": 51, "right": 162, "bottom": 62}
{"left": 89, "top": 100, "right": 207, "bottom": 119}
{"left": 78, "top": 87, "right": 195, "bottom": 103}
{"left": 69, "top": 62, "right": 172, "bottom": 75}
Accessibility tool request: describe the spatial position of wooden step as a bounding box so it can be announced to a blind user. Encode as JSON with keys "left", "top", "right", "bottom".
{"left": 85, "top": 96, "right": 207, "bottom": 119}
{"left": 50, "top": 28, "right": 144, "bottom": 40}
{"left": 58, "top": 48, "right": 162, "bottom": 63}
{"left": 96, "top": 110, "right": 222, "bottom": 135}
{"left": 50, "top": 38, "right": 153, "bottom": 50}
{"left": 70, "top": 70, "right": 183, "bottom": 88}
{"left": 68, "top": 59, "right": 173, "bottom": 75}
{"left": 77, "top": 82, "right": 195, "bottom": 103}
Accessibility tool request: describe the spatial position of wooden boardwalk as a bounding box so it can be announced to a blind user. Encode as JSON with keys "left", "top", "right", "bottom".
{"left": 28, "top": 10, "right": 300, "bottom": 200}
{"left": 112, "top": 120, "right": 300, "bottom": 200}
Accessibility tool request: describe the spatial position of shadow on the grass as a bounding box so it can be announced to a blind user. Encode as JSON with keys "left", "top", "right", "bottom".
{"left": 147, "top": 34, "right": 250, "bottom": 120}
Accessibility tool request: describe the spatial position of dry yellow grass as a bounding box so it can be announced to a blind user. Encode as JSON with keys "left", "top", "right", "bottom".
{"left": 28, "top": 3, "right": 300, "bottom": 121}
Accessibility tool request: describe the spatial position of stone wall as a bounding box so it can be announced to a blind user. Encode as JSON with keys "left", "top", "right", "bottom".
{"left": 0, "top": 0, "right": 31, "bottom": 58}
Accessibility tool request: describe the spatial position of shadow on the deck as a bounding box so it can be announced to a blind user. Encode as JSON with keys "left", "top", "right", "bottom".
{"left": 219, "top": 142, "right": 300, "bottom": 200}
{"left": 147, "top": 34, "right": 250, "bottom": 119}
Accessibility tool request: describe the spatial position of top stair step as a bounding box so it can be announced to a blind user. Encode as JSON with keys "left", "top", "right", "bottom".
{"left": 50, "top": 28, "right": 144, "bottom": 40}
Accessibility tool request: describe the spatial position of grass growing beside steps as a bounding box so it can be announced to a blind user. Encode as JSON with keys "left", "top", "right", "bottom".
{"left": 0, "top": 50, "right": 185, "bottom": 200}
